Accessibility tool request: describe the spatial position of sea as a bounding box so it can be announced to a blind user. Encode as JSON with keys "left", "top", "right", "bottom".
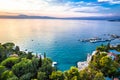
{"left": 0, "top": 19, "right": 120, "bottom": 71}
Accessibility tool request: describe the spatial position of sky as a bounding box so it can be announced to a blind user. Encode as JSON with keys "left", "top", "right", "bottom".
{"left": 0, "top": 0, "right": 120, "bottom": 17}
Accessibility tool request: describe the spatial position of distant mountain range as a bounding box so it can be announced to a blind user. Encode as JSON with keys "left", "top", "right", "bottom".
{"left": 0, "top": 14, "right": 120, "bottom": 20}
{"left": 0, "top": 14, "right": 56, "bottom": 19}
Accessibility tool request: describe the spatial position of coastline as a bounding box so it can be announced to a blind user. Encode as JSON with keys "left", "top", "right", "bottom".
{"left": 77, "top": 51, "right": 97, "bottom": 71}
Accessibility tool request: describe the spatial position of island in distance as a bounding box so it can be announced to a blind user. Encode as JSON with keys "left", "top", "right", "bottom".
{"left": 0, "top": 14, "right": 120, "bottom": 20}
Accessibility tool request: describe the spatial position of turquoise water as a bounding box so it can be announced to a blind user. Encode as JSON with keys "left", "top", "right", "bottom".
{"left": 0, "top": 19, "right": 120, "bottom": 71}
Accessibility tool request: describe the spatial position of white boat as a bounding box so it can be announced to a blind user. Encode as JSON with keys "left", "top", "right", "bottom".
{"left": 52, "top": 62, "right": 57, "bottom": 67}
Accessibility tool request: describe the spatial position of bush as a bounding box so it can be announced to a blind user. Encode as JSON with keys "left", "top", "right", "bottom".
{"left": 64, "top": 67, "right": 80, "bottom": 80}
{"left": 50, "top": 71, "right": 64, "bottom": 80}
{"left": 37, "top": 71, "right": 46, "bottom": 80}
{"left": 20, "top": 73, "right": 33, "bottom": 80}
{"left": 1, "top": 57, "right": 19, "bottom": 69}
{"left": 1, "top": 70, "right": 16, "bottom": 80}
{"left": 12, "top": 58, "right": 33, "bottom": 77}
{"left": 0, "top": 66, "right": 6, "bottom": 79}
{"left": 2, "top": 42, "right": 15, "bottom": 50}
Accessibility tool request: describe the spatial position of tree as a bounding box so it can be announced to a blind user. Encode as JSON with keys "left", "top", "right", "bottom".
{"left": 100, "top": 56, "right": 112, "bottom": 67}
{"left": 12, "top": 58, "right": 33, "bottom": 77}
{"left": 64, "top": 67, "right": 80, "bottom": 80}
{"left": 20, "top": 73, "right": 33, "bottom": 80}
{"left": 39, "top": 64, "right": 53, "bottom": 79}
{"left": 1, "top": 57, "right": 19, "bottom": 69}
{"left": 2, "top": 42, "right": 15, "bottom": 55}
{"left": 15, "top": 46, "right": 20, "bottom": 51}
{"left": 0, "top": 66, "right": 6, "bottom": 79}
{"left": 1, "top": 70, "right": 17, "bottom": 80}
{"left": 1, "top": 42, "right": 120, "bottom": 80}
{"left": 116, "top": 54, "right": 120, "bottom": 63}
{"left": 106, "top": 43, "right": 110, "bottom": 50}
{"left": 79, "top": 69, "right": 89, "bottom": 80}
{"left": 0, "top": 44, "right": 6, "bottom": 62}
{"left": 44, "top": 52, "right": 46, "bottom": 58}
{"left": 99, "top": 56, "right": 118, "bottom": 77}
{"left": 18, "top": 51, "right": 28, "bottom": 58}
{"left": 27, "top": 52, "right": 33, "bottom": 59}
{"left": 80, "top": 68, "right": 105, "bottom": 80}
{"left": 31, "top": 57, "right": 39, "bottom": 78}
{"left": 96, "top": 45, "right": 108, "bottom": 52}
{"left": 7, "top": 76, "right": 19, "bottom": 80}
{"left": 38, "top": 55, "right": 42, "bottom": 68}
{"left": 89, "top": 52, "right": 107, "bottom": 70}
{"left": 2, "top": 42, "right": 15, "bottom": 50}
{"left": 39, "top": 58, "right": 53, "bottom": 79}
{"left": 37, "top": 71, "right": 46, "bottom": 80}
{"left": 93, "top": 72, "right": 105, "bottom": 80}
{"left": 50, "top": 71, "right": 64, "bottom": 80}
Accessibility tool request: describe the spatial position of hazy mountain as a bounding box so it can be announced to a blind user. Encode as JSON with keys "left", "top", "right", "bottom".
{"left": 0, "top": 13, "right": 120, "bottom": 20}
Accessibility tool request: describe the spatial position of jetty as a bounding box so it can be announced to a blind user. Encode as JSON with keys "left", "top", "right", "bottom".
{"left": 78, "top": 34, "right": 120, "bottom": 43}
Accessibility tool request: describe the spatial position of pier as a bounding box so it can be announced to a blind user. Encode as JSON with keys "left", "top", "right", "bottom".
{"left": 78, "top": 34, "right": 120, "bottom": 43}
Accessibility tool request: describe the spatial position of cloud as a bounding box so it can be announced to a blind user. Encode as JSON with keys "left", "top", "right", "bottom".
{"left": 98, "top": 0, "right": 110, "bottom": 2}
{"left": 0, "top": 0, "right": 113, "bottom": 17}
{"left": 64, "top": 1, "right": 109, "bottom": 13}
{"left": 69, "top": 6, "right": 109, "bottom": 13}
{"left": 98, "top": 0, "right": 120, "bottom": 4}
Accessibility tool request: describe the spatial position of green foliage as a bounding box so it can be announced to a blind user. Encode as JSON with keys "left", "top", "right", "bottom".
{"left": 100, "top": 56, "right": 112, "bottom": 67}
{"left": 93, "top": 72, "right": 105, "bottom": 80}
{"left": 31, "top": 79, "right": 38, "bottom": 80}
{"left": 1, "top": 70, "right": 16, "bottom": 80}
{"left": 20, "top": 73, "right": 33, "bottom": 80}
{"left": 1, "top": 57, "right": 19, "bottom": 69}
{"left": 0, "top": 44, "right": 6, "bottom": 62}
{"left": 99, "top": 56, "right": 118, "bottom": 77}
{"left": 50, "top": 71, "right": 64, "bottom": 80}
{"left": 96, "top": 44, "right": 108, "bottom": 52}
{"left": 31, "top": 57, "right": 39, "bottom": 73}
{"left": 14, "top": 46, "right": 20, "bottom": 52}
{"left": 12, "top": 58, "right": 33, "bottom": 77}
{"left": 0, "top": 43, "right": 62, "bottom": 80}
{"left": 27, "top": 52, "right": 33, "bottom": 59}
{"left": 64, "top": 67, "right": 80, "bottom": 80}
{"left": 2, "top": 42, "right": 15, "bottom": 50}
{"left": 37, "top": 71, "right": 46, "bottom": 80}
{"left": 79, "top": 68, "right": 105, "bottom": 80}
{"left": 0, "top": 42, "right": 17, "bottom": 62}
{"left": 0, "top": 42, "right": 120, "bottom": 80}
{"left": 18, "top": 51, "right": 28, "bottom": 58}
{"left": 7, "top": 76, "right": 19, "bottom": 80}
{"left": 38, "top": 55, "right": 42, "bottom": 67}
{"left": 89, "top": 52, "right": 107, "bottom": 69}
{"left": 90, "top": 51, "right": 119, "bottom": 77}
{"left": 42, "top": 58, "right": 52, "bottom": 66}
{"left": 79, "top": 69, "right": 89, "bottom": 80}
{"left": 39, "top": 58, "right": 53, "bottom": 79}
{"left": 113, "top": 44, "right": 120, "bottom": 52}
{"left": 0, "top": 66, "right": 6, "bottom": 79}
{"left": 106, "top": 43, "right": 110, "bottom": 50}
{"left": 116, "top": 54, "right": 120, "bottom": 63}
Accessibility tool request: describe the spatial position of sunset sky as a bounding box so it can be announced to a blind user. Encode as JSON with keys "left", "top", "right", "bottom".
{"left": 0, "top": 0, "right": 120, "bottom": 17}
